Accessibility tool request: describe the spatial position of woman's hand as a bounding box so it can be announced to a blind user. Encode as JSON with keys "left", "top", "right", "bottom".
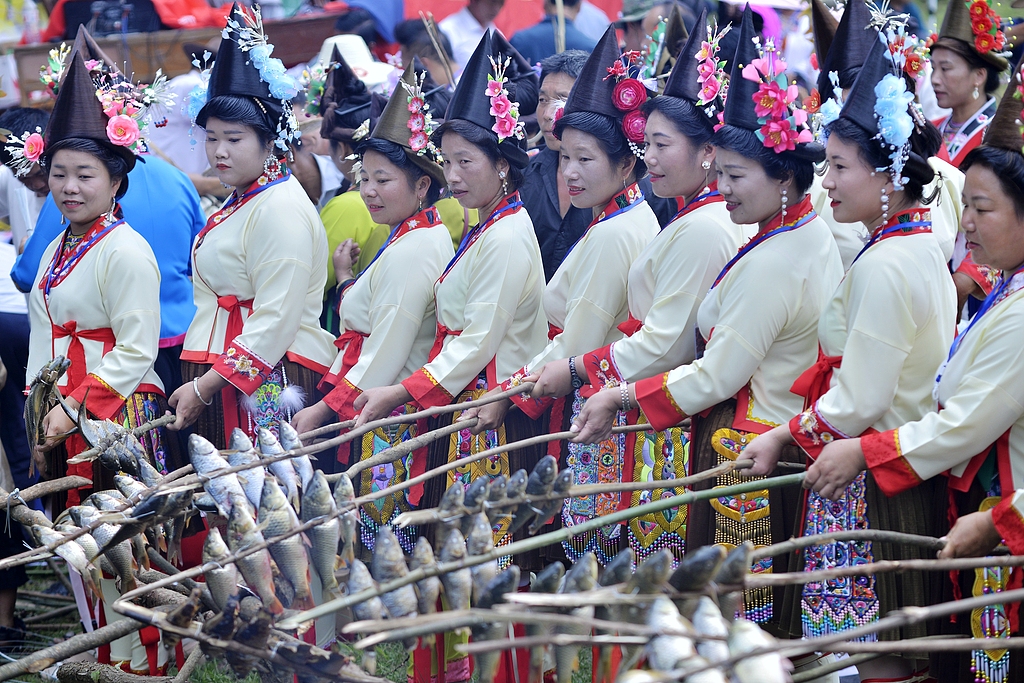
{"left": 168, "top": 371, "right": 228, "bottom": 431}
{"left": 938, "top": 510, "right": 1002, "bottom": 559}
{"left": 737, "top": 425, "right": 792, "bottom": 477}
{"left": 333, "top": 239, "right": 361, "bottom": 283}
{"left": 353, "top": 384, "right": 411, "bottom": 428}
{"left": 460, "top": 391, "right": 511, "bottom": 434}
{"left": 40, "top": 400, "right": 77, "bottom": 453}
{"left": 804, "top": 438, "right": 866, "bottom": 500}
{"left": 529, "top": 358, "right": 576, "bottom": 399}
{"left": 952, "top": 272, "right": 982, "bottom": 323}
{"left": 291, "top": 401, "right": 337, "bottom": 436}
{"left": 570, "top": 388, "right": 621, "bottom": 443}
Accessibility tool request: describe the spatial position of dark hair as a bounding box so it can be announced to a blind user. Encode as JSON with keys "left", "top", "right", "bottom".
{"left": 357, "top": 137, "right": 443, "bottom": 205}
{"left": 642, "top": 96, "right": 714, "bottom": 147}
{"left": 961, "top": 145, "right": 1024, "bottom": 220}
{"left": 540, "top": 50, "right": 589, "bottom": 85}
{"left": 0, "top": 107, "right": 50, "bottom": 169}
{"left": 931, "top": 39, "right": 1002, "bottom": 95}
{"left": 554, "top": 110, "right": 648, "bottom": 178}
{"left": 197, "top": 95, "right": 278, "bottom": 151}
{"left": 432, "top": 118, "right": 527, "bottom": 187}
{"left": 334, "top": 8, "right": 382, "bottom": 47}
{"left": 712, "top": 124, "right": 818, "bottom": 195}
{"left": 824, "top": 117, "right": 941, "bottom": 204}
{"left": 40, "top": 137, "right": 131, "bottom": 199}
{"left": 394, "top": 20, "right": 454, "bottom": 64}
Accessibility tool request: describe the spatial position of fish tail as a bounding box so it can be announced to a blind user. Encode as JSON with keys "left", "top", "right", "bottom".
{"left": 122, "top": 574, "right": 138, "bottom": 593}
{"left": 292, "top": 595, "right": 316, "bottom": 612}
{"left": 267, "top": 596, "right": 285, "bottom": 615}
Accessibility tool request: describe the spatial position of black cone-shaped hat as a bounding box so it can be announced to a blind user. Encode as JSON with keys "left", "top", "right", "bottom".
{"left": 319, "top": 46, "right": 373, "bottom": 143}
{"left": 70, "top": 25, "right": 116, "bottom": 69}
{"left": 982, "top": 58, "right": 1024, "bottom": 153}
{"left": 443, "top": 32, "right": 529, "bottom": 169}
{"left": 370, "top": 62, "right": 446, "bottom": 186}
{"left": 491, "top": 30, "right": 539, "bottom": 116}
{"left": 563, "top": 26, "right": 625, "bottom": 120}
{"left": 936, "top": 0, "right": 1008, "bottom": 69}
{"left": 44, "top": 50, "right": 137, "bottom": 171}
{"left": 817, "top": 0, "right": 875, "bottom": 98}
{"left": 663, "top": 8, "right": 709, "bottom": 106}
{"left": 810, "top": 0, "right": 838, "bottom": 75}
{"left": 837, "top": 35, "right": 888, "bottom": 136}
{"left": 721, "top": 5, "right": 759, "bottom": 132}
{"left": 654, "top": 3, "right": 689, "bottom": 91}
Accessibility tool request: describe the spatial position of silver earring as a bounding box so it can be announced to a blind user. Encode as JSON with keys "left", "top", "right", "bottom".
{"left": 780, "top": 188, "right": 788, "bottom": 222}
{"left": 418, "top": 195, "right": 424, "bottom": 210}
{"left": 499, "top": 170, "right": 508, "bottom": 196}
{"left": 60, "top": 213, "right": 66, "bottom": 226}
{"left": 881, "top": 188, "right": 889, "bottom": 224}
{"left": 623, "top": 177, "right": 627, "bottom": 190}
{"left": 106, "top": 197, "right": 116, "bottom": 222}
{"left": 973, "top": 86, "right": 980, "bottom": 100}
{"left": 701, "top": 160, "right": 711, "bottom": 170}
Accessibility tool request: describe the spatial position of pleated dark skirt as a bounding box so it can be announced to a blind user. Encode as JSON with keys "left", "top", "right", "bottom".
{"left": 180, "top": 360, "right": 323, "bottom": 455}
{"left": 929, "top": 481, "right": 1023, "bottom": 682}
{"left": 686, "top": 399, "right": 805, "bottom": 626}
{"left": 419, "top": 388, "right": 548, "bottom": 571}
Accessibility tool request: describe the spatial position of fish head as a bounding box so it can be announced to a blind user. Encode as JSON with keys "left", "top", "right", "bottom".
{"left": 438, "top": 480, "right": 465, "bottom": 511}
{"left": 714, "top": 541, "right": 753, "bottom": 585}
{"left": 257, "top": 427, "right": 283, "bottom": 454}
{"left": 373, "top": 525, "right": 404, "bottom": 560}
{"left": 670, "top": 545, "right": 728, "bottom": 592}
{"left": 627, "top": 548, "right": 674, "bottom": 594}
{"left": 411, "top": 536, "right": 436, "bottom": 568}
{"left": 466, "top": 513, "right": 494, "bottom": 555}
{"left": 229, "top": 428, "right": 255, "bottom": 452}
{"left": 188, "top": 434, "right": 220, "bottom": 464}
{"left": 333, "top": 473, "right": 355, "bottom": 504}
{"left": 531, "top": 561, "right": 565, "bottom": 593}
{"left": 463, "top": 476, "right": 491, "bottom": 508}
{"left": 203, "top": 526, "right": 231, "bottom": 562}
{"left": 647, "top": 596, "right": 685, "bottom": 628}
{"left": 302, "top": 470, "right": 335, "bottom": 516}
{"left": 531, "top": 456, "right": 558, "bottom": 487}
{"left": 136, "top": 458, "right": 162, "bottom": 488}
{"left": 278, "top": 421, "right": 303, "bottom": 450}
{"left": 228, "top": 500, "right": 258, "bottom": 540}
{"left": 477, "top": 564, "right": 520, "bottom": 609}
{"left": 486, "top": 475, "right": 506, "bottom": 502}
{"left": 440, "top": 527, "right": 467, "bottom": 560}
{"left": 260, "top": 476, "right": 289, "bottom": 513}
{"left": 562, "top": 552, "right": 598, "bottom": 593}
{"left": 552, "top": 468, "right": 573, "bottom": 494}
{"left": 505, "top": 469, "right": 528, "bottom": 497}
{"left": 348, "top": 558, "right": 375, "bottom": 589}
{"left": 727, "top": 618, "right": 774, "bottom": 654}
{"left": 600, "top": 547, "right": 635, "bottom": 587}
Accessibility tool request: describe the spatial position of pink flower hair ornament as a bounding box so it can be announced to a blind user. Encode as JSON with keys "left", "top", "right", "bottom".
{"left": 742, "top": 36, "right": 814, "bottom": 155}
{"left": 485, "top": 55, "right": 525, "bottom": 143}
{"left": 401, "top": 69, "right": 443, "bottom": 164}
{"left": 695, "top": 22, "right": 731, "bottom": 119}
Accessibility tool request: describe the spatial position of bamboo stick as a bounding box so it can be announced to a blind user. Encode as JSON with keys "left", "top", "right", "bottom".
{"left": 46, "top": 557, "right": 76, "bottom": 596}
{"left": 345, "top": 419, "right": 471, "bottom": 478}
{"left": 830, "top": 636, "right": 1024, "bottom": 654}
{"left": 22, "top": 604, "right": 79, "bottom": 623}
{"left": 457, "top": 634, "right": 648, "bottom": 654}
{"left": 298, "top": 419, "right": 355, "bottom": 441}
{"left": 70, "top": 414, "right": 177, "bottom": 463}
{"left": 752, "top": 529, "right": 946, "bottom": 561}
{"left": 171, "top": 645, "right": 205, "bottom": 683}
{"left": 274, "top": 473, "right": 806, "bottom": 630}
{"left": 0, "top": 618, "right": 141, "bottom": 680}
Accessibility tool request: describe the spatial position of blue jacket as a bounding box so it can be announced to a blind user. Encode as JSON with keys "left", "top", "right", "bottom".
{"left": 11, "top": 156, "right": 205, "bottom": 344}
{"left": 510, "top": 16, "right": 597, "bottom": 66}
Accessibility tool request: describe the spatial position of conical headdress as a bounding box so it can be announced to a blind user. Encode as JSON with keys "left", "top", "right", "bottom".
{"left": 981, "top": 57, "right": 1024, "bottom": 153}
{"left": 809, "top": 0, "right": 838, "bottom": 76}
{"left": 319, "top": 46, "right": 373, "bottom": 144}
{"left": 721, "top": 5, "right": 760, "bottom": 132}
{"left": 817, "top": 0, "right": 875, "bottom": 98}
{"left": 652, "top": 4, "right": 689, "bottom": 92}
{"left": 369, "top": 61, "right": 446, "bottom": 187}
{"left": 935, "top": 0, "right": 1008, "bottom": 70}
{"left": 663, "top": 8, "right": 725, "bottom": 121}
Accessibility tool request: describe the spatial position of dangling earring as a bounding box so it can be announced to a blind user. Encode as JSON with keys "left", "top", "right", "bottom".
{"left": 499, "top": 170, "right": 508, "bottom": 196}
{"left": 60, "top": 213, "right": 67, "bottom": 226}
{"left": 418, "top": 195, "right": 424, "bottom": 210}
{"left": 973, "top": 85, "right": 980, "bottom": 100}
{"left": 263, "top": 154, "right": 282, "bottom": 181}
{"left": 701, "top": 159, "right": 712, "bottom": 190}
{"left": 880, "top": 187, "right": 890, "bottom": 224}
{"left": 105, "top": 197, "right": 116, "bottom": 222}
{"left": 780, "top": 187, "right": 788, "bottom": 222}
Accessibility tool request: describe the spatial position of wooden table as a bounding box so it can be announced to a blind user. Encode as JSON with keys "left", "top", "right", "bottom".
{"left": 12, "top": 10, "right": 345, "bottom": 106}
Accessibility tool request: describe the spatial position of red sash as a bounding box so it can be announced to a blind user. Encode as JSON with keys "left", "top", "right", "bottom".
{"left": 547, "top": 324, "right": 563, "bottom": 341}
{"left": 617, "top": 314, "right": 643, "bottom": 337}
{"left": 790, "top": 347, "right": 843, "bottom": 407}
{"left": 429, "top": 323, "right": 461, "bottom": 362}
{"left": 215, "top": 295, "right": 253, "bottom": 442}
{"left": 333, "top": 329, "right": 370, "bottom": 383}
{"left": 52, "top": 322, "right": 116, "bottom": 393}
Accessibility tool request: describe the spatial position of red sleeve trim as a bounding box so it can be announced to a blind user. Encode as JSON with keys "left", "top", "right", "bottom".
{"left": 501, "top": 368, "right": 552, "bottom": 420}
{"left": 789, "top": 403, "right": 850, "bottom": 461}
{"left": 862, "top": 428, "right": 922, "bottom": 497}
{"left": 993, "top": 496, "right": 1024, "bottom": 557}
{"left": 212, "top": 341, "right": 274, "bottom": 396}
{"left": 402, "top": 367, "right": 454, "bottom": 409}
{"left": 69, "top": 374, "right": 127, "bottom": 421}
{"left": 583, "top": 344, "right": 624, "bottom": 390}
{"left": 956, "top": 253, "right": 1000, "bottom": 296}
{"left": 635, "top": 372, "right": 686, "bottom": 432}
{"left": 323, "top": 377, "right": 361, "bottom": 422}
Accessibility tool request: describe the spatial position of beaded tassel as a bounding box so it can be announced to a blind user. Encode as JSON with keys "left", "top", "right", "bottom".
{"left": 970, "top": 497, "right": 1012, "bottom": 683}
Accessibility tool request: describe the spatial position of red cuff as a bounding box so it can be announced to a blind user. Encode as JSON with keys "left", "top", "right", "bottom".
{"left": 323, "top": 377, "right": 361, "bottom": 422}
{"left": 634, "top": 372, "right": 686, "bottom": 432}
{"left": 583, "top": 344, "right": 624, "bottom": 390}
{"left": 211, "top": 341, "right": 274, "bottom": 396}
{"left": 956, "top": 254, "right": 999, "bottom": 296}
{"left": 69, "top": 374, "right": 126, "bottom": 421}
{"left": 789, "top": 404, "right": 849, "bottom": 460}
{"left": 501, "top": 368, "right": 552, "bottom": 420}
{"left": 402, "top": 368, "right": 454, "bottom": 409}
{"left": 993, "top": 496, "right": 1024, "bottom": 556}
{"left": 862, "top": 429, "right": 922, "bottom": 497}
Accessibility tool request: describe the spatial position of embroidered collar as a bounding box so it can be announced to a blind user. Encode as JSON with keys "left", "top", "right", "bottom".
{"left": 941, "top": 98, "right": 996, "bottom": 160}
{"left": 439, "top": 192, "right": 523, "bottom": 283}
{"left": 711, "top": 193, "right": 815, "bottom": 290}
{"left": 851, "top": 207, "right": 932, "bottom": 266}
{"left": 672, "top": 181, "right": 722, "bottom": 221}
{"left": 41, "top": 210, "right": 124, "bottom": 297}
{"left": 194, "top": 167, "right": 291, "bottom": 251}
{"left": 591, "top": 182, "right": 643, "bottom": 226}
{"left": 343, "top": 206, "right": 443, "bottom": 294}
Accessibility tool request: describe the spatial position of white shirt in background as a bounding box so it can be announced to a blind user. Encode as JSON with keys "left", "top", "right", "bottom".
{"left": 439, "top": 7, "right": 495, "bottom": 70}
{"left": 0, "top": 166, "right": 44, "bottom": 249}
{"left": 147, "top": 70, "right": 212, "bottom": 176}
{"left": 573, "top": 1, "right": 611, "bottom": 41}
{"left": 0, "top": 242, "right": 27, "bottom": 315}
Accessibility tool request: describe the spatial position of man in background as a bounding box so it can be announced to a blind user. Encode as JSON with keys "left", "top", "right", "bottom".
{"left": 439, "top": 0, "right": 506, "bottom": 67}
{"left": 395, "top": 19, "right": 460, "bottom": 85}
{"left": 511, "top": 0, "right": 596, "bottom": 65}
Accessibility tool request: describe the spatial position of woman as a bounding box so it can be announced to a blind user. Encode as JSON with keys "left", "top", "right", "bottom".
{"left": 739, "top": 30, "right": 955, "bottom": 683}
{"left": 352, "top": 32, "right": 547, "bottom": 683}
{"left": 24, "top": 50, "right": 173, "bottom": 674}
{"left": 929, "top": 0, "right": 1007, "bottom": 314}
{"left": 806, "top": 64, "right": 1024, "bottom": 682}
{"left": 468, "top": 26, "right": 661, "bottom": 565}
{"left": 518, "top": 13, "right": 750, "bottom": 565}
{"left": 169, "top": 6, "right": 336, "bottom": 448}
{"left": 291, "top": 62, "right": 455, "bottom": 554}
{"left": 570, "top": 6, "right": 843, "bottom": 624}
{"left": 520, "top": 49, "right": 593, "bottom": 280}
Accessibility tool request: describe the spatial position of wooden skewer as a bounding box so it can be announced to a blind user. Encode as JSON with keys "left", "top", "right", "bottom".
{"left": 752, "top": 529, "right": 947, "bottom": 561}
{"left": 457, "top": 634, "right": 649, "bottom": 655}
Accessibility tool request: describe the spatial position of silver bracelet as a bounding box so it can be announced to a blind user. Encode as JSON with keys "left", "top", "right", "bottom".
{"left": 193, "top": 377, "right": 213, "bottom": 406}
{"left": 620, "top": 382, "right": 631, "bottom": 412}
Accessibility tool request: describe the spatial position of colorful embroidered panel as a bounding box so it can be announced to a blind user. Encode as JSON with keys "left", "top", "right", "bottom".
{"left": 628, "top": 421, "right": 688, "bottom": 564}
{"left": 358, "top": 405, "right": 419, "bottom": 554}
